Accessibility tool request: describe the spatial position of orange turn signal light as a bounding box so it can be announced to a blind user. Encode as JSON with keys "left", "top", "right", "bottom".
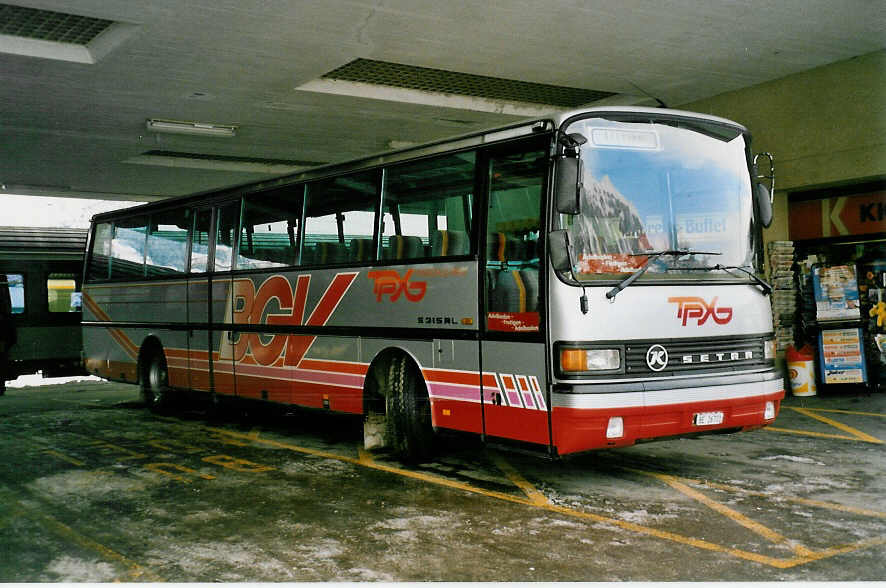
{"left": 561, "top": 349, "right": 588, "bottom": 372}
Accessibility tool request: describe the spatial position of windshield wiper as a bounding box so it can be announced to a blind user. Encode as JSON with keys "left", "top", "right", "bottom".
{"left": 710, "top": 264, "right": 772, "bottom": 296}
{"left": 605, "top": 249, "right": 721, "bottom": 300}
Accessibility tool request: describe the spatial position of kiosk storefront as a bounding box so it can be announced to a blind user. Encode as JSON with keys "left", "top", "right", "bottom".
{"left": 786, "top": 180, "right": 886, "bottom": 392}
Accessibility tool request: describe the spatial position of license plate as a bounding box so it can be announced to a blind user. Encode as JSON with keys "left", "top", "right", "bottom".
{"left": 693, "top": 411, "right": 724, "bottom": 426}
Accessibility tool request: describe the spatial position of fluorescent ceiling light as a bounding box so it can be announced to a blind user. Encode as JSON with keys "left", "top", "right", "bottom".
{"left": 146, "top": 118, "right": 237, "bottom": 138}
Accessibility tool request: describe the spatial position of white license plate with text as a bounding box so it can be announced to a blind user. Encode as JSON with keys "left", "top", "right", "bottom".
{"left": 693, "top": 411, "right": 724, "bottom": 426}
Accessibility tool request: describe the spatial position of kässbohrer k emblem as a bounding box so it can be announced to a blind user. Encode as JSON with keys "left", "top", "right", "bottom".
{"left": 646, "top": 344, "right": 669, "bottom": 371}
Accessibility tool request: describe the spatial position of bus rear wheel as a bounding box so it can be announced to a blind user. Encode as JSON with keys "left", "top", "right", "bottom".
{"left": 141, "top": 351, "right": 171, "bottom": 413}
{"left": 385, "top": 355, "right": 434, "bottom": 463}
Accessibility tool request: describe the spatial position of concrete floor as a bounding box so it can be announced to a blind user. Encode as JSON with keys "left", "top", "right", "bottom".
{"left": 0, "top": 380, "right": 883, "bottom": 582}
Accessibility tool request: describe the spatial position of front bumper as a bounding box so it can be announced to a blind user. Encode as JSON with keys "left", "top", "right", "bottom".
{"left": 551, "top": 370, "right": 785, "bottom": 455}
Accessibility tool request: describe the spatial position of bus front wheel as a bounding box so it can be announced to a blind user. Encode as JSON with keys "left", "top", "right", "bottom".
{"left": 141, "top": 351, "right": 171, "bottom": 413}
{"left": 385, "top": 355, "right": 434, "bottom": 463}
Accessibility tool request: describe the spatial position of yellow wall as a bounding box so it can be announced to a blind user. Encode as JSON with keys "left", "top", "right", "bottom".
{"left": 680, "top": 50, "right": 886, "bottom": 248}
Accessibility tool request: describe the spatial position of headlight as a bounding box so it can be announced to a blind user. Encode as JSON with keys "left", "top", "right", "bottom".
{"left": 764, "top": 338, "right": 777, "bottom": 360}
{"left": 559, "top": 346, "right": 621, "bottom": 374}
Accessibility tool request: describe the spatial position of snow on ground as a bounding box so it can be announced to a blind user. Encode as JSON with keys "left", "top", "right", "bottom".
{"left": 6, "top": 372, "right": 106, "bottom": 389}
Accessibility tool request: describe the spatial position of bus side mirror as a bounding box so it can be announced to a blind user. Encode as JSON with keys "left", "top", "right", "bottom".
{"left": 549, "top": 230, "right": 572, "bottom": 271}
{"left": 755, "top": 183, "right": 773, "bottom": 228}
{"left": 753, "top": 152, "right": 774, "bottom": 228}
{"left": 555, "top": 157, "right": 582, "bottom": 215}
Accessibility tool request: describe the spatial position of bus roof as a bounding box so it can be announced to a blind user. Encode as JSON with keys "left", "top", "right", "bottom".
{"left": 90, "top": 105, "right": 748, "bottom": 223}
{"left": 551, "top": 105, "right": 747, "bottom": 132}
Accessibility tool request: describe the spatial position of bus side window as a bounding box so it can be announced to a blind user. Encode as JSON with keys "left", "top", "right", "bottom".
{"left": 214, "top": 201, "right": 240, "bottom": 272}
{"left": 87, "top": 222, "right": 113, "bottom": 281}
{"left": 145, "top": 209, "right": 189, "bottom": 275}
{"left": 110, "top": 216, "right": 148, "bottom": 280}
{"left": 190, "top": 209, "right": 213, "bottom": 273}
{"left": 382, "top": 151, "right": 475, "bottom": 261}
{"left": 304, "top": 170, "right": 379, "bottom": 265}
{"left": 239, "top": 186, "right": 302, "bottom": 269}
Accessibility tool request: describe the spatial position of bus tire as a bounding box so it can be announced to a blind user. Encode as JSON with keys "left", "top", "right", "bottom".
{"left": 141, "top": 350, "right": 172, "bottom": 413}
{"left": 386, "top": 355, "right": 434, "bottom": 463}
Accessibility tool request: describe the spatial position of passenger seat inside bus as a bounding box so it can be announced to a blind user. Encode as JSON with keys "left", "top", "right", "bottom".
{"left": 250, "top": 247, "right": 292, "bottom": 266}
{"left": 349, "top": 238, "right": 374, "bottom": 262}
{"left": 487, "top": 232, "right": 526, "bottom": 263}
{"left": 384, "top": 235, "right": 424, "bottom": 260}
{"left": 491, "top": 268, "right": 539, "bottom": 313}
{"left": 308, "top": 242, "right": 348, "bottom": 265}
{"left": 430, "top": 229, "right": 468, "bottom": 257}
{"left": 487, "top": 232, "right": 540, "bottom": 314}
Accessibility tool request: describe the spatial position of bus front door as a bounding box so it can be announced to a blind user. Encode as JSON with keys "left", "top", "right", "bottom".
{"left": 480, "top": 144, "right": 551, "bottom": 447}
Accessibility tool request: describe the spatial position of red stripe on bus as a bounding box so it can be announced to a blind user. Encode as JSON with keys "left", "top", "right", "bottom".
{"left": 423, "top": 369, "right": 500, "bottom": 390}
{"left": 423, "top": 368, "right": 481, "bottom": 387}
{"left": 299, "top": 359, "right": 368, "bottom": 375}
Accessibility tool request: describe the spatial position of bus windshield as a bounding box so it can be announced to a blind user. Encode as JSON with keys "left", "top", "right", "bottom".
{"left": 560, "top": 116, "right": 755, "bottom": 280}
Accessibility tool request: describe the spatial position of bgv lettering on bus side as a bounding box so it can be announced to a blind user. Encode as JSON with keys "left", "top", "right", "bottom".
{"left": 220, "top": 272, "right": 358, "bottom": 367}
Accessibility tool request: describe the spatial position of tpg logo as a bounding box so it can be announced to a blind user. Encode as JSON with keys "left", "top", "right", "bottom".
{"left": 667, "top": 296, "right": 733, "bottom": 326}
{"left": 367, "top": 269, "right": 427, "bottom": 302}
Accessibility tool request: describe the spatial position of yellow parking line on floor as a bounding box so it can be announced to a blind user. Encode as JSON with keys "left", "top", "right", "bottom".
{"left": 42, "top": 449, "right": 86, "bottom": 467}
{"left": 787, "top": 407, "right": 883, "bottom": 444}
{"left": 694, "top": 479, "right": 886, "bottom": 519}
{"left": 357, "top": 446, "right": 377, "bottom": 466}
{"left": 7, "top": 496, "right": 163, "bottom": 582}
{"left": 765, "top": 426, "right": 870, "bottom": 442}
{"left": 489, "top": 454, "right": 550, "bottom": 506}
{"left": 801, "top": 408, "right": 886, "bottom": 418}
{"left": 633, "top": 469, "right": 817, "bottom": 557}
{"left": 207, "top": 425, "right": 882, "bottom": 570}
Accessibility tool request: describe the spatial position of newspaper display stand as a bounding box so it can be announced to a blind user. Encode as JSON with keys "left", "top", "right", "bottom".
{"left": 811, "top": 263, "right": 869, "bottom": 390}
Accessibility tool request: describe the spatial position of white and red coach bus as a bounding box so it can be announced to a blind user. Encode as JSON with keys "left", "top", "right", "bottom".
{"left": 82, "top": 106, "right": 783, "bottom": 459}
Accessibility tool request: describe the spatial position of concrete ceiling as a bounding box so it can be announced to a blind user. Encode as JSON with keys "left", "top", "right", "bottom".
{"left": 0, "top": 0, "right": 883, "bottom": 203}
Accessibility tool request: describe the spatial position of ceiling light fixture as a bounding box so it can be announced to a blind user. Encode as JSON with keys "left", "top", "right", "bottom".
{"left": 146, "top": 118, "right": 238, "bottom": 138}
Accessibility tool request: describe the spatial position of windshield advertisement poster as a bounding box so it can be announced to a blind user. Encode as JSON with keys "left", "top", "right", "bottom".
{"left": 812, "top": 264, "right": 861, "bottom": 321}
